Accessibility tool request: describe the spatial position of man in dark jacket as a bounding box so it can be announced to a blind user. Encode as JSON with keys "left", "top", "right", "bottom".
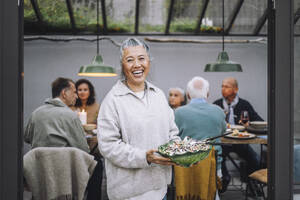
{"left": 213, "top": 77, "right": 263, "bottom": 193}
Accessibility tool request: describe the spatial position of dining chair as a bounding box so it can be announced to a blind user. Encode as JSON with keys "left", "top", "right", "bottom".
{"left": 245, "top": 168, "right": 267, "bottom": 200}
{"left": 174, "top": 148, "right": 218, "bottom": 200}
{"left": 23, "top": 147, "right": 97, "bottom": 200}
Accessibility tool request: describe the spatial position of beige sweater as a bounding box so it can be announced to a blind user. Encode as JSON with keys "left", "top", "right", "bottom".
{"left": 98, "top": 80, "right": 179, "bottom": 200}
{"left": 23, "top": 147, "right": 97, "bottom": 200}
{"left": 72, "top": 102, "right": 100, "bottom": 124}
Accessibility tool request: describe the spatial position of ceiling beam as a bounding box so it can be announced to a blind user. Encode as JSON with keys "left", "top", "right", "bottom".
{"left": 100, "top": 0, "right": 107, "bottom": 34}
{"left": 30, "top": 0, "right": 43, "bottom": 23}
{"left": 225, "top": 0, "right": 244, "bottom": 34}
{"left": 65, "top": 0, "right": 76, "bottom": 33}
{"left": 165, "top": 0, "right": 175, "bottom": 34}
{"left": 135, "top": 0, "right": 140, "bottom": 35}
{"left": 294, "top": 8, "right": 300, "bottom": 25}
{"left": 195, "top": 0, "right": 210, "bottom": 34}
{"left": 253, "top": 8, "right": 269, "bottom": 35}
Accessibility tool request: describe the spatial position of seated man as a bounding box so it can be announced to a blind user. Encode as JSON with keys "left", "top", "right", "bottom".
{"left": 24, "top": 77, "right": 101, "bottom": 200}
{"left": 213, "top": 77, "right": 263, "bottom": 193}
{"left": 168, "top": 87, "right": 186, "bottom": 110}
{"left": 174, "top": 76, "right": 226, "bottom": 199}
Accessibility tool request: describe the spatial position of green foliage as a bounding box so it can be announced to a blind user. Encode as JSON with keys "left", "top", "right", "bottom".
{"left": 24, "top": 0, "right": 36, "bottom": 22}
{"left": 38, "top": 0, "right": 70, "bottom": 28}
{"left": 23, "top": 0, "right": 221, "bottom": 34}
{"left": 170, "top": 19, "right": 196, "bottom": 32}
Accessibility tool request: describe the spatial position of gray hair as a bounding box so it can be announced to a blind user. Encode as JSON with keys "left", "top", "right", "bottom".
{"left": 119, "top": 38, "right": 151, "bottom": 79}
{"left": 119, "top": 37, "right": 151, "bottom": 64}
{"left": 168, "top": 87, "right": 185, "bottom": 97}
{"left": 186, "top": 76, "right": 209, "bottom": 99}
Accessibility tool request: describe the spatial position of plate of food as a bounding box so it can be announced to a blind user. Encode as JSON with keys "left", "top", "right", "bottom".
{"left": 158, "top": 137, "right": 212, "bottom": 168}
{"left": 225, "top": 129, "right": 256, "bottom": 139}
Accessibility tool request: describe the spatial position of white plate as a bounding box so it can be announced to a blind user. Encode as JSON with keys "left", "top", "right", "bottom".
{"left": 250, "top": 121, "right": 268, "bottom": 129}
{"left": 250, "top": 121, "right": 267, "bottom": 125}
{"left": 225, "top": 132, "right": 256, "bottom": 139}
{"left": 83, "top": 124, "right": 97, "bottom": 131}
{"left": 230, "top": 125, "right": 245, "bottom": 131}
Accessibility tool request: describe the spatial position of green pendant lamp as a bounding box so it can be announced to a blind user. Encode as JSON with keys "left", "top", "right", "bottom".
{"left": 78, "top": 0, "right": 117, "bottom": 77}
{"left": 204, "top": 0, "right": 242, "bottom": 72}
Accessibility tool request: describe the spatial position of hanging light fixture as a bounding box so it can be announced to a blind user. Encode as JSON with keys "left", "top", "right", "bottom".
{"left": 204, "top": 0, "right": 242, "bottom": 72}
{"left": 78, "top": 0, "right": 117, "bottom": 77}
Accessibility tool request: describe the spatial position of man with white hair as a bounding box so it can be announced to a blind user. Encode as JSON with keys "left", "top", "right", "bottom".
{"left": 168, "top": 87, "right": 185, "bottom": 109}
{"left": 174, "top": 76, "right": 226, "bottom": 199}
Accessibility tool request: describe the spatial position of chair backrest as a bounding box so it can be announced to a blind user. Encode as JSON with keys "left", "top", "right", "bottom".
{"left": 23, "top": 147, "right": 97, "bottom": 200}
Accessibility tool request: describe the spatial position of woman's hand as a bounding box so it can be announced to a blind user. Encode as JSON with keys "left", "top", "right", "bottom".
{"left": 146, "top": 149, "right": 175, "bottom": 166}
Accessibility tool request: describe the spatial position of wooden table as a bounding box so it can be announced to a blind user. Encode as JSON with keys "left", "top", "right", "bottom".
{"left": 220, "top": 134, "right": 268, "bottom": 182}
{"left": 221, "top": 136, "right": 267, "bottom": 145}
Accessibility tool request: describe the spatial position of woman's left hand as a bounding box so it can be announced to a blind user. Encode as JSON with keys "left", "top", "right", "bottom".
{"left": 146, "top": 149, "right": 175, "bottom": 166}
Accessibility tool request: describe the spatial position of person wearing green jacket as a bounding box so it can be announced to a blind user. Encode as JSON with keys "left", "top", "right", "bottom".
{"left": 24, "top": 77, "right": 103, "bottom": 200}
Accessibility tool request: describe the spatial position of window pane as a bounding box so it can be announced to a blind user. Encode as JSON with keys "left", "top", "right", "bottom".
{"left": 37, "top": 0, "right": 71, "bottom": 30}
{"left": 260, "top": 21, "right": 267, "bottom": 35}
{"left": 139, "top": 0, "right": 168, "bottom": 33}
{"left": 24, "top": 0, "right": 37, "bottom": 22}
{"left": 230, "top": 0, "right": 267, "bottom": 34}
{"left": 106, "top": 0, "right": 135, "bottom": 33}
{"left": 202, "top": 0, "right": 239, "bottom": 34}
{"left": 169, "top": 0, "right": 203, "bottom": 33}
{"left": 71, "top": 0, "right": 102, "bottom": 32}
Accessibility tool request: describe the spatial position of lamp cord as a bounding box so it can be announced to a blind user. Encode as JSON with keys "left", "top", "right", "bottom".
{"left": 222, "top": 0, "right": 224, "bottom": 52}
{"left": 96, "top": 0, "right": 99, "bottom": 55}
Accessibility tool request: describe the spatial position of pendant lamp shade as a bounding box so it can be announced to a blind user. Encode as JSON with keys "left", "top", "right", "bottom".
{"left": 204, "top": 51, "right": 242, "bottom": 72}
{"left": 204, "top": 0, "right": 242, "bottom": 72}
{"left": 78, "top": 55, "right": 117, "bottom": 77}
{"left": 77, "top": 0, "right": 117, "bottom": 77}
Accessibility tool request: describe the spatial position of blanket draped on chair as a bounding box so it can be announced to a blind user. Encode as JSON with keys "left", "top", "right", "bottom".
{"left": 174, "top": 149, "right": 216, "bottom": 200}
{"left": 23, "top": 147, "right": 97, "bottom": 200}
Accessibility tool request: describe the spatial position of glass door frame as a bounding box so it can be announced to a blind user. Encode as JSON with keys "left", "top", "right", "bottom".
{"left": 0, "top": 0, "right": 297, "bottom": 199}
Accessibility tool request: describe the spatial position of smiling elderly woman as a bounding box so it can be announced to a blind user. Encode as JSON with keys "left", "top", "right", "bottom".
{"left": 97, "top": 38, "right": 179, "bottom": 200}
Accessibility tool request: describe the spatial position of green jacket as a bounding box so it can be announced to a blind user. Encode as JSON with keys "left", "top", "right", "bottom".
{"left": 24, "top": 98, "right": 89, "bottom": 153}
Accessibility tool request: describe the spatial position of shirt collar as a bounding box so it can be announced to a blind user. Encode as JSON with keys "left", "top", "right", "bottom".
{"left": 113, "top": 80, "right": 157, "bottom": 96}
{"left": 190, "top": 98, "right": 207, "bottom": 104}
{"left": 223, "top": 95, "right": 239, "bottom": 106}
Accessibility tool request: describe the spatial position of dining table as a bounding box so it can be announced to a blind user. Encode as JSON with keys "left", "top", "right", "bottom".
{"left": 221, "top": 135, "right": 267, "bottom": 145}
{"left": 220, "top": 132, "right": 268, "bottom": 188}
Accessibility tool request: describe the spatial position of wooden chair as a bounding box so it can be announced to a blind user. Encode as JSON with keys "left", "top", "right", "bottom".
{"left": 245, "top": 168, "right": 267, "bottom": 200}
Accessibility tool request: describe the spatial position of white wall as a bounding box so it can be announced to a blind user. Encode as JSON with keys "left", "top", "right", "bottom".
{"left": 24, "top": 36, "right": 268, "bottom": 124}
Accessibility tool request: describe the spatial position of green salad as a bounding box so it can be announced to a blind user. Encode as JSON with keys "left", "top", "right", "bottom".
{"left": 158, "top": 137, "right": 212, "bottom": 167}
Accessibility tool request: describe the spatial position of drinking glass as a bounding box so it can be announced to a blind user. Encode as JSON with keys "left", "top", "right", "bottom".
{"left": 240, "top": 111, "right": 249, "bottom": 125}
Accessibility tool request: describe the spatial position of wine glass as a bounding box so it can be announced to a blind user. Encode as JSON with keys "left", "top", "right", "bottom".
{"left": 240, "top": 111, "right": 249, "bottom": 126}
